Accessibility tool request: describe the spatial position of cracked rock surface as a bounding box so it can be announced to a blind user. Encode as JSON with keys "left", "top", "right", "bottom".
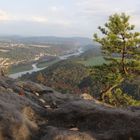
{"left": 0, "top": 76, "right": 140, "bottom": 140}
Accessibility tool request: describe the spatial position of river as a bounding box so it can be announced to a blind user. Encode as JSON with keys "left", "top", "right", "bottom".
{"left": 9, "top": 64, "right": 46, "bottom": 79}
{"left": 9, "top": 47, "right": 84, "bottom": 79}
{"left": 59, "top": 47, "right": 84, "bottom": 60}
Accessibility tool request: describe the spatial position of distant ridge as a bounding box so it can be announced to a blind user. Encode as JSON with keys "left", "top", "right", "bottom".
{"left": 0, "top": 36, "right": 94, "bottom": 46}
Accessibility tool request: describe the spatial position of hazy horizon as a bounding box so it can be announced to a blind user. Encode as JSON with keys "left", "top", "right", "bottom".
{"left": 0, "top": 0, "right": 140, "bottom": 37}
{"left": 0, "top": 34, "right": 93, "bottom": 39}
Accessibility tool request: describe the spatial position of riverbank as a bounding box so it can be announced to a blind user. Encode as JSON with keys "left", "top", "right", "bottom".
{"left": 8, "top": 47, "right": 84, "bottom": 79}
{"left": 9, "top": 63, "right": 46, "bottom": 79}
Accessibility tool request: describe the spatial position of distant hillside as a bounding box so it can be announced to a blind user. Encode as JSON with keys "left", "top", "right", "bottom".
{"left": 0, "top": 36, "right": 97, "bottom": 72}
{"left": 0, "top": 36, "right": 94, "bottom": 46}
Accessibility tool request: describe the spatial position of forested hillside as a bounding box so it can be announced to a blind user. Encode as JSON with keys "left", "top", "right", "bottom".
{"left": 21, "top": 61, "right": 89, "bottom": 94}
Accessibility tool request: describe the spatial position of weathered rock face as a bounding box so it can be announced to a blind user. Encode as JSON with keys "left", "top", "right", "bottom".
{"left": 0, "top": 91, "right": 39, "bottom": 140}
{"left": 0, "top": 76, "right": 46, "bottom": 140}
{"left": 41, "top": 126, "right": 95, "bottom": 140}
{"left": 0, "top": 76, "right": 140, "bottom": 140}
{"left": 47, "top": 100, "right": 140, "bottom": 140}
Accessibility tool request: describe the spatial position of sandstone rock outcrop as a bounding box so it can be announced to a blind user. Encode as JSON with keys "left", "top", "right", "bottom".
{"left": 0, "top": 76, "right": 140, "bottom": 140}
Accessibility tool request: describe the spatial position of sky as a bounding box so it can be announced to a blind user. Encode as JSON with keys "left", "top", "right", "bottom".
{"left": 0, "top": 0, "right": 140, "bottom": 38}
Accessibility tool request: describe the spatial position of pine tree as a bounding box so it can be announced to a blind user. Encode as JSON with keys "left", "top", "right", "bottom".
{"left": 93, "top": 13, "right": 140, "bottom": 101}
{"left": 94, "top": 13, "right": 140, "bottom": 75}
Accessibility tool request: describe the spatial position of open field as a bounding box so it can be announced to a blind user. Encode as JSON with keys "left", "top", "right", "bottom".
{"left": 37, "top": 59, "right": 60, "bottom": 68}
{"left": 77, "top": 56, "right": 108, "bottom": 66}
{"left": 9, "top": 64, "right": 33, "bottom": 74}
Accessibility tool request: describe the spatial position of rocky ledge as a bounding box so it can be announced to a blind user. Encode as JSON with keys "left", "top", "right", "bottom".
{"left": 0, "top": 76, "right": 140, "bottom": 140}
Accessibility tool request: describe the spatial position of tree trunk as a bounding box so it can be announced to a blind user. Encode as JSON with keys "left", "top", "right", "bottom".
{"left": 101, "top": 85, "right": 117, "bottom": 101}
{"left": 121, "top": 36, "right": 128, "bottom": 75}
{"left": 121, "top": 47, "right": 127, "bottom": 74}
{"left": 100, "top": 78, "right": 124, "bottom": 101}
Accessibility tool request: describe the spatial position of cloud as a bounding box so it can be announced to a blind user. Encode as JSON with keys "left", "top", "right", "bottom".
{"left": 130, "top": 16, "right": 140, "bottom": 29}
{"left": 31, "top": 16, "right": 48, "bottom": 23}
{"left": 76, "top": 0, "right": 138, "bottom": 17}
{"left": 49, "top": 6, "right": 59, "bottom": 12}
{"left": 0, "top": 1, "right": 140, "bottom": 37}
{"left": 0, "top": 10, "right": 49, "bottom": 24}
{"left": 75, "top": 1, "right": 140, "bottom": 25}
{"left": 0, "top": 10, "right": 14, "bottom": 21}
{"left": 0, "top": 9, "right": 70, "bottom": 28}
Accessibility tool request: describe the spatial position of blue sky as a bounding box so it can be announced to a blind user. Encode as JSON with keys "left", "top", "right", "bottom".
{"left": 0, "top": 0, "right": 140, "bottom": 37}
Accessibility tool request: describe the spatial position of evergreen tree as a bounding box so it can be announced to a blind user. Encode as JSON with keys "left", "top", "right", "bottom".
{"left": 93, "top": 13, "right": 140, "bottom": 101}
{"left": 94, "top": 13, "right": 140, "bottom": 75}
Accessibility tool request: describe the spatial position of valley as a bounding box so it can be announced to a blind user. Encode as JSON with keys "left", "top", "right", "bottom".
{"left": 0, "top": 0, "right": 140, "bottom": 139}
{"left": 9, "top": 47, "right": 85, "bottom": 79}
{"left": 1, "top": 35, "right": 139, "bottom": 104}
{"left": 0, "top": 36, "right": 96, "bottom": 77}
